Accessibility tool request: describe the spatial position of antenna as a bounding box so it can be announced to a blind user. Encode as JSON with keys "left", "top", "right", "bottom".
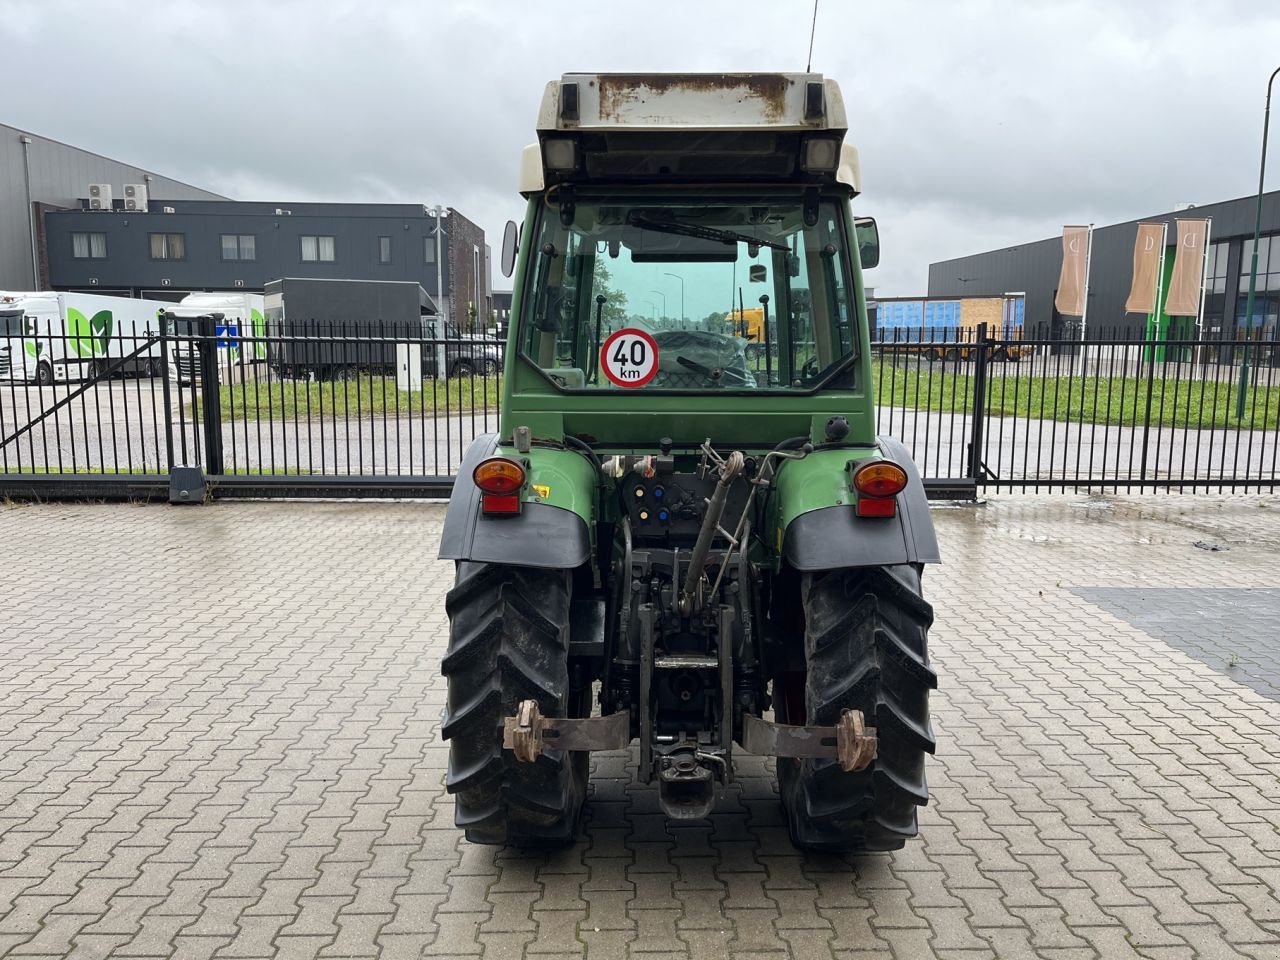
{"left": 805, "top": 0, "right": 820, "bottom": 72}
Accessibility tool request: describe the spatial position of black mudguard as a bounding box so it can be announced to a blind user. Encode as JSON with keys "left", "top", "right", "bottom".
{"left": 438, "top": 433, "right": 592, "bottom": 570}
{"left": 782, "top": 435, "right": 941, "bottom": 571}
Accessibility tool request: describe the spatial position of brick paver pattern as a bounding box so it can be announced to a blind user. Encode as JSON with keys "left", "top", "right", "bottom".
{"left": 2, "top": 495, "right": 1279, "bottom": 959}
{"left": 1072, "top": 587, "right": 1280, "bottom": 704}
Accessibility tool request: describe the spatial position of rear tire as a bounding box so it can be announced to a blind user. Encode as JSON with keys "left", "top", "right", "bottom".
{"left": 35, "top": 362, "right": 54, "bottom": 386}
{"left": 779, "top": 564, "right": 937, "bottom": 852}
{"left": 441, "top": 562, "right": 587, "bottom": 846}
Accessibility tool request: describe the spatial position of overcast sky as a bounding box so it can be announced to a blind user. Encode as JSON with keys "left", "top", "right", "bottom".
{"left": 4, "top": 0, "right": 1278, "bottom": 296}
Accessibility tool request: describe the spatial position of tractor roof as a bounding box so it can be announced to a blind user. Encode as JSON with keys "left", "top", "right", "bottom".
{"left": 520, "top": 72, "right": 860, "bottom": 195}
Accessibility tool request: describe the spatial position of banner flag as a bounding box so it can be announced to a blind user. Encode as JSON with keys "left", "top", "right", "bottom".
{"left": 1164, "top": 219, "right": 1210, "bottom": 316}
{"left": 1125, "top": 223, "right": 1166, "bottom": 314}
{"left": 1054, "top": 225, "right": 1090, "bottom": 316}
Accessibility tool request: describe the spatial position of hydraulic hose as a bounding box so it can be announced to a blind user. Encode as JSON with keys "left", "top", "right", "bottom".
{"left": 679, "top": 450, "right": 744, "bottom": 616}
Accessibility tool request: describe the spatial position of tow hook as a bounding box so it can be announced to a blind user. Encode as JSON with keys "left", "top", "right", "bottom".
{"left": 503, "top": 699, "right": 631, "bottom": 762}
{"left": 741, "top": 709, "right": 877, "bottom": 772}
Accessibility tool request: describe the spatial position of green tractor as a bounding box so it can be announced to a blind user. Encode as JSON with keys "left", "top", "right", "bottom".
{"left": 439, "top": 73, "right": 939, "bottom": 851}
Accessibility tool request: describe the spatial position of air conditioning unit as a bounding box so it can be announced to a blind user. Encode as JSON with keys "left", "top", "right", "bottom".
{"left": 163, "top": 206, "right": 175, "bottom": 214}
{"left": 123, "top": 183, "right": 149, "bottom": 212}
{"left": 88, "top": 184, "right": 113, "bottom": 210}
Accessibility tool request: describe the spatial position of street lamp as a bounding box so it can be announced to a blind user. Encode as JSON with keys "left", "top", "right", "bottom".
{"left": 1237, "top": 64, "right": 1280, "bottom": 421}
{"left": 641, "top": 298, "right": 658, "bottom": 322}
{"left": 650, "top": 289, "right": 667, "bottom": 321}
{"left": 663, "top": 272, "right": 685, "bottom": 323}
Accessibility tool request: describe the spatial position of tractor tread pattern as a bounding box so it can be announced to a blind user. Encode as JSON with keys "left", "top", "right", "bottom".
{"left": 782, "top": 564, "right": 937, "bottom": 852}
{"left": 441, "top": 562, "right": 585, "bottom": 847}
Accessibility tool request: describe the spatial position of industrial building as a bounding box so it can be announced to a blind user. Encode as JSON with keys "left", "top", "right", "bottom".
{"left": 43, "top": 200, "right": 488, "bottom": 327}
{"left": 4, "top": 122, "right": 490, "bottom": 328}
{"left": 928, "top": 190, "right": 1280, "bottom": 340}
{"left": 2, "top": 122, "right": 222, "bottom": 290}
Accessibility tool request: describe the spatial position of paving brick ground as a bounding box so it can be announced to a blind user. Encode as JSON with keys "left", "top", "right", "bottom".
{"left": 1073, "top": 587, "right": 1280, "bottom": 704}
{"left": 2, "top": 494, "right": 1279, "bottom": 959}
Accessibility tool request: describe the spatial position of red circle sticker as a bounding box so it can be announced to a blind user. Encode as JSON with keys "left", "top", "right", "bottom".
{"left": 601, "top": 328, "right": 660, "bottom": 388}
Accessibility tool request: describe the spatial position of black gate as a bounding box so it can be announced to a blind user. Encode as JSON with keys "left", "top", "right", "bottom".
{"left": 1, "top": 319, "right": 1277, "bottom": 501}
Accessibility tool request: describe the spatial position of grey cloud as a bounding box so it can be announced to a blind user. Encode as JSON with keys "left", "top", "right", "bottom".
{"left": 3, "top": 0, "right": 1278, "bottom": 295}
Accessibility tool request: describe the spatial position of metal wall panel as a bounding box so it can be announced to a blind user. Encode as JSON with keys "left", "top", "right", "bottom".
{"left": 928, "top": 191, "right": 1280, "bottom": 337}
{"left": 1, "top": 123, "right": 224, "bottom": 290}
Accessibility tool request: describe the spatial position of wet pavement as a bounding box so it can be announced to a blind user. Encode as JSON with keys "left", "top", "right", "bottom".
{"left": 2, "top": 493, "right": 1279, "bottom": 958}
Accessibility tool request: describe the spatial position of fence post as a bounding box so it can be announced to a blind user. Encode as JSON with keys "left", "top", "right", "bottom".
{"left": 966, "top": 322, "right": 989, "bottom": 485}
{"left": 1138, "top": 328, "right": 1159, "bottom": 481}
{"left": 159, "top": 312, "right": 175, "bottom": 471}
{"left": 198, "top": 314, "right": 224, "bottom": 475}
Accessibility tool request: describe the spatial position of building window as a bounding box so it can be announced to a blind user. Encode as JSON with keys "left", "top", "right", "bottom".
{"left": 149, "top": 233, "right": 185, "bottom": 260}
{"left": 1237, "top": 234, "right": 1280, "bottom": 338}
{"left": 424, "top": 237, "right": 436, "bottom": 264}
{"left": 1201, "top": 240, "right": 1229, "bottom": 336}
{"left": 221, "top": 234, "right": 256, "bottom": 261}
{"left": 72, "top": 232, "right": 107, "bottom": 259}
{"left": 1206, "top": 240, "right": 1228, "bottom": 294}
{"left": 378, "top": 236, "right": 392, "bottom": 264}
{"left": 1239, "top": 234, "right": 1279, "bottom": 293}
{"left": 301, "top": 235, "right": 335, "bottom": 262}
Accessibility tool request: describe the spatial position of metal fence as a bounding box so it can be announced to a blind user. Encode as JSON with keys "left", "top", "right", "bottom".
{"left": 0, "top": 316, "right": 503, "bottom": 500}
{"left": 1, "top": 317, "right": 1277, "bottom": 501}
{"left": 876, "top": 323, "right": 1280, "bottom": 496}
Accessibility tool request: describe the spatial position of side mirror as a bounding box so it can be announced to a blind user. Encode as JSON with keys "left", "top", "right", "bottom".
{"left": 500, "top": 220, "right": 518, "bottom": 278}
{"left": 854, "top": 216, "right": 880, "bottom": 269}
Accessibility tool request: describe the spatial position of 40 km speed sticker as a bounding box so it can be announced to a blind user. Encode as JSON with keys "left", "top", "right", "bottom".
{"left": 601, "top": 328, "right": 660, "bottom": 388}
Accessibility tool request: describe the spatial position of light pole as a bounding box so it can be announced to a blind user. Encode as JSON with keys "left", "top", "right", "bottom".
{"left": 663, "top": 271, "right": 685, "bottom": 323}
{"left": 650, "top": 289, "right": 667, "bottom": 322}
{"left": 429, "top": 205, "right": 449, "bottom": 332}
{"left": 641, "top": 299, "right": 658, "bottom": 322}
{"left": 1237, "top": 65, "right": 1280, "bottom": 421}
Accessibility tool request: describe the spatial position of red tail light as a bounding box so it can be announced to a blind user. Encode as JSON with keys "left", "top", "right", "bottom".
{"left": 481, "top": 493, "right": 522, "bottom": 515}
{"left": 474, "top": 457, "right": 526, "bottom": 516}
{"left": 856, "top": 496, "right": 897, "bottom": 518}
{"left": 852, "top": 460, "right": 907, "bottom": 518}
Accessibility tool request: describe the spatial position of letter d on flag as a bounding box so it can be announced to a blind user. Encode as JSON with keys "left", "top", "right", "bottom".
{"left": 1055, "top": 226, "right": 1091, "bottom": 317}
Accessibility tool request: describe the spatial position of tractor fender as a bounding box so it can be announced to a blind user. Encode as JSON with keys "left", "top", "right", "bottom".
{"left": 438, "top": 433, "right": 593, "bottom": 570}
{"left": 780, "top": 435, "right": 940, "bottom": 571}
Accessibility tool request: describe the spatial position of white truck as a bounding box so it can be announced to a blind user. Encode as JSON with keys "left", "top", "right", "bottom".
{"left": 164, "top": 292, "right": 268, "bottom": 384}
{"left": 0, "top": 291, "right": 168, "bottom": 385}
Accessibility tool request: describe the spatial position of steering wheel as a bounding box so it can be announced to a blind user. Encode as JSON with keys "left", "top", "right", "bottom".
{"left": 677, "top": 355, "right": 724, "bottom": 383}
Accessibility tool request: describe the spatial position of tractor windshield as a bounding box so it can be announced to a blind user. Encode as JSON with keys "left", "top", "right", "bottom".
{"left": 518, "top": 196, "right": 859, "bottom": 392}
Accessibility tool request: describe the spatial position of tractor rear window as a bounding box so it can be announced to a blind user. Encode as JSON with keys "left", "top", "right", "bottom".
{"left": 518, "top": 197, "right": 860, "bottom": 392}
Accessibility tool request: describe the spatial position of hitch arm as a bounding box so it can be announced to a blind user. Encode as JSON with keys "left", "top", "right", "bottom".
{"left": 741, "top": 710, "right": 877, "bottom": 773}
{"left": 503, "top": 700, "right": 631, "bottom": 762}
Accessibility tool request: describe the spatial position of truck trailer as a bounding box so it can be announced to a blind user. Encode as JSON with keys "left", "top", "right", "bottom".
{"left": 872, "top": 294, "right": 1027, "bottom": 361}
{"left": 263, "top": 278, "right": 499, "bottom": 380}
{"left": 0, "top": 291, "right": 167, "bottom": 384}
{"left": 164, "top": 293, "right": 268, "bottom": 385}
